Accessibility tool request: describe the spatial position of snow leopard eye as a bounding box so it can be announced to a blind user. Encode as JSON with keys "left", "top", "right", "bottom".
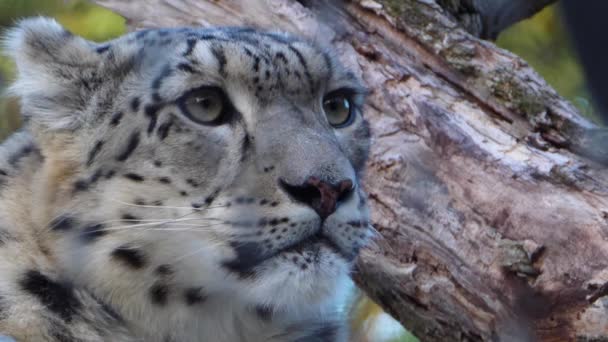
{"left": 323, "top": 89, "right": 354, "bottom": 128}
{"left": 178, "top": 87, "right": 231, "bottom": 125}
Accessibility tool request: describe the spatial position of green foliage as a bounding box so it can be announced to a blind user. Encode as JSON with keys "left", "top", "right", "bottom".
{"left": 497, "top": 4, "right": 597, "bottom": 123}
{"left": 0, "top": 0, "right": 125, "bottom": 40}
{"left": 388, "top": 333, "right": 419, "bottom": 342}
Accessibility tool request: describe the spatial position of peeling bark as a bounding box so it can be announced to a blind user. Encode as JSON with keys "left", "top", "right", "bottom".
{"left": 94, "top": 0, "right": 608, "bottom": 341}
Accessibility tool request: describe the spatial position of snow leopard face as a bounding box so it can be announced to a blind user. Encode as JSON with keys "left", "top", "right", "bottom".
{"left": 4, "top": 17, "right": 371, "bottom": 336}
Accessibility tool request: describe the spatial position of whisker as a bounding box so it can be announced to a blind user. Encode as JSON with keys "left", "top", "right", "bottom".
{"left": 76, "top": 222, "right": 228, "bottom": 238}
{"left": 367, "top": 223, "right": 382, "bottom": 239}
{"left": 108, "top": 199, "right": 229, "bottom": 210}
{"left": 98, "top": 217, "right": 224, "bottom": 225}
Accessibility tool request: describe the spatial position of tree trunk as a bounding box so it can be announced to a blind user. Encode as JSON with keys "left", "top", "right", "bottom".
{"left": 94, "top": 1, "right": 608, "bottom": 341}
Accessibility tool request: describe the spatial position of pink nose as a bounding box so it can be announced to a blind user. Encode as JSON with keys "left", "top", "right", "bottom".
{"left": 281, "top": 176, "right": 354, "bottom": 219}
{"left": 305, "top": 177, "right": 353, "bottom": 219}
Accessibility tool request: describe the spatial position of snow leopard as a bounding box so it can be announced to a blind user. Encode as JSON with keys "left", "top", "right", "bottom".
{"left": 0, "top": 17, "right": 372, "bottom": 342}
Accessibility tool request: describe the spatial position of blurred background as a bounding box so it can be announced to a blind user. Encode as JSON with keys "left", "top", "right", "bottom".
{"left": 0, "top": 1, "right": 596, "bottom": 341}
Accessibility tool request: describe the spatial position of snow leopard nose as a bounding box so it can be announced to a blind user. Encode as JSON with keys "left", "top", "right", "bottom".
{"left": 280, "top": 177, "right": 354, "bottom": 219}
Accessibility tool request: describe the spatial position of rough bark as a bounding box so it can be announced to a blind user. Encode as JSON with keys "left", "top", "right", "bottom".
{"left": 94, "top": 1, "right": 608, "bottom": 341}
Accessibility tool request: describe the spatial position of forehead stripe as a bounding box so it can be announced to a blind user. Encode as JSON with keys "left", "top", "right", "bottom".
{"left": 211, "top": 45, "right": 227, "bottom": 77}
{"left": 288, "top": 45, "right": 315, "bottom": 93}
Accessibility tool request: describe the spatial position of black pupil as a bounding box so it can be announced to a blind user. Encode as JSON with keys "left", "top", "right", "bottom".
{"left": 198, "top": 97, "right": 214, "bottom": 108}
{"left": 329, "top": 100, "right": 341, "bottom": 111}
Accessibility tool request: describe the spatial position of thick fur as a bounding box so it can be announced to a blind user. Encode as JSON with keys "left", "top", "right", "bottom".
{"left": 0, "top": 18, "right": 372, "bottom": 342}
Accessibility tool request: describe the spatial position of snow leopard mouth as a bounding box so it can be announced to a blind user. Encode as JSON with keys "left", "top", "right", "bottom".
{"left": 280, "top": 231, "right": 342, "bottom": 256}
{"left": 223, "top": 229, "right": 352, "bottom": 277}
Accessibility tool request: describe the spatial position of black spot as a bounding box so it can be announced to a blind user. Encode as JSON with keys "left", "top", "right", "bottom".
{"left": 80, "top": 223, "right": 107, "bottom": 243}
{"left": 154, "top": 160, "right": 163, "bottom": 167}
{"left": 96, "top": 45, "right": 110, "bottom": 54}
{"left": 134, "top": 198, "right": 146, "bottom": 206}
{"left": 157, "top": 177, "right": 171, "bottom": 184}
{"left": 89, "top": 169, "right": 104, "bottom": 184}
{"left": 253, "top": 56, "right": 260, "bottom": 72}
{"left": 157, "top": 119, "right": 174, "bottom": 141}
{"left": 183, "top": 38, "right": 197, "bottom": 57}
{"left": 255, "top": 305, "right": 273, "bottom": 321}
{"left": 49, "top": 215, "right": 76, "bottom": 231}
{"left": 8, "top": 144, "right": 35, "bottom": 167}
{"left": 109, "top": 112, "right": 123, "bottom": 126}
{"left": 180, "top": 191, "right": 188, "bottom": 197}
{"left": 240, "top": 134, "right": 251, "bottom": 161}
{"left": 177, "top": 63, "right": 196, "bottom": 73}
{"left": 121, "top": 214, "right": 139, "bottom": 222}
{"left": 111, "top": 245, "right": 147, "bottom": 269}
{"left": 222, "top": 241, "right": 264, "bottom": 278}
{"left": 124, "top": 173, "right": 145, "bottom": 182}
{"left": 149, "top": 283, "right": 169, "bottom": 306}
{"left": 184, "top": 287, "right": 207, "bottom": 306}
{"left": 130, "top": 97, "right": 141, "bottom": 112}
{"left": 275, "top": 52, "right": 288, "bottom": 64}
{"left": 185, "top": 179, "right": 198, "bottom": 187}
{"left": 19, "top": 270, "right": 81, "bottom": 322}
{"left": 235, "top": 197, "right": 254, "bottom": 205}
{"left": 87, "top": 140, "right": 104, "bottom": 166}
{"left": 0, "top": 169, "right": 7, "bottom": 176}
{"left": 105, "top": 170, "right": 116, "bottom": 179}
{"left": 145, "top": 104, "right": 161, "bottom": 135}
{"left": 155, "top": 264, "right": 173, "bottom": 276}
{"left": 73, "top": 179, "right": 89, "bottom": 192}
{"left": 116, "top": 131, "right": 140, "bottom": 162}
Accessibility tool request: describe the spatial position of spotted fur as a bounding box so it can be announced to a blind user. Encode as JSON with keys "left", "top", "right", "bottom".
{"left": 0, "top": 17, "right": 372, "bottom": 341}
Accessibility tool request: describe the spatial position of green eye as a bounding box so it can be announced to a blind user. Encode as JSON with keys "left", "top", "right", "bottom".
{"left": 323, "top": 93, "right": 353, "bottom": 128}
{"left": 179, "top": 87, "right": 228, "bottom": 125}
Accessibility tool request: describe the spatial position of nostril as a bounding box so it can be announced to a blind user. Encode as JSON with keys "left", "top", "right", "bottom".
{"left": 279, "top": 178, "right": 321, "bottom": 208}
{"left": 336, "top": 179, "right": 354, "bottom": 203}
{"left": 279, "top": 177, "right": 355, "bottom": 219}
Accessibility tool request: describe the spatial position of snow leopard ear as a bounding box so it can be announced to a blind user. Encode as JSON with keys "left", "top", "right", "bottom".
{"left": 3, "top": 17, "right": 102, "bottom": 130}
